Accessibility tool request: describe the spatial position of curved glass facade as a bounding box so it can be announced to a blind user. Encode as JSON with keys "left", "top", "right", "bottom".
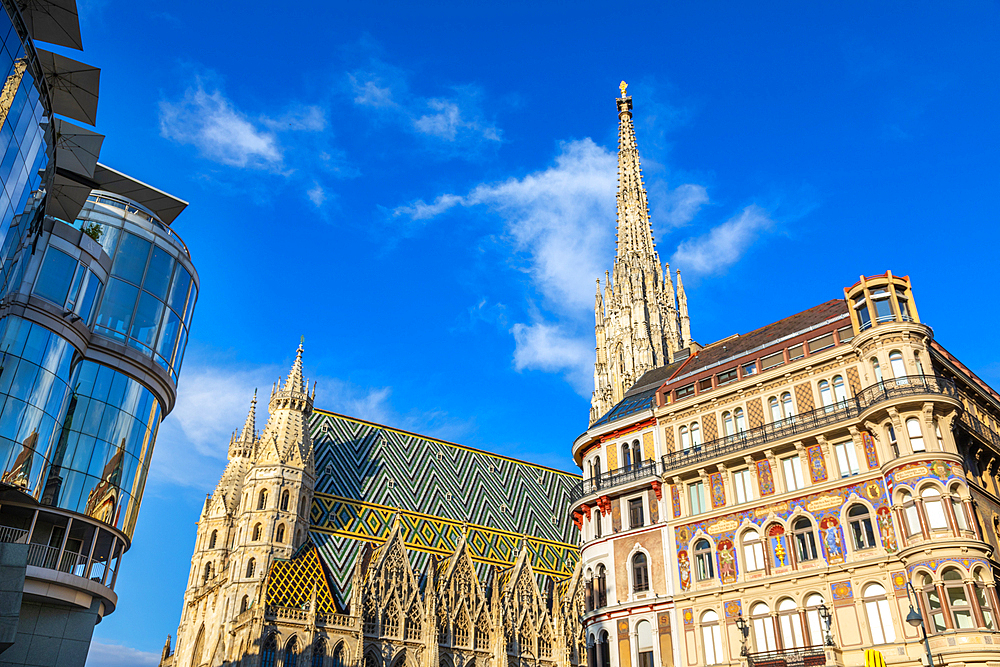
{"left": 79, "top": 193, "right": 197, "bottom": 382}
{"left": 0, "top": 316, "right": 162, "bottom": 538}
{"left": 0, "top": 9, "right": 47, "bottom": 253}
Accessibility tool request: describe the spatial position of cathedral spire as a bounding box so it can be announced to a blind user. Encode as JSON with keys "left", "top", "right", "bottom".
{"left": 590, "top": 83, "right": 693, "bottom": 425}
{"left": 238, "top": 391, "right": 257, "bottom": 442}
{"left": 283, "top": 342, "right": 305, "bottom": 393}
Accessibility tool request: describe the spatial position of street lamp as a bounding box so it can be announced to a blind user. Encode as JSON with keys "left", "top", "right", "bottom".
{"left": 905, "top": 581, "right": 935, "bottom": 667}
{"left": 817, "top": 603, "right": 835, "bottom": 647}
{"left": 735, "top": 613, "right": 750, "bottom": 657}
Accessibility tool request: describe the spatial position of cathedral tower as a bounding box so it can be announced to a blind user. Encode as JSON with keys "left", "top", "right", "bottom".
{"left": 590, "top": 82, "right": 691, "bottom": 425}
{"left": 169, "top": 344, "right": 317, "bottom": 667}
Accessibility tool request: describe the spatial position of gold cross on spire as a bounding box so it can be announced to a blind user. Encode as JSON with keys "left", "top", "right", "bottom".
{"left": 620, "top": 80, "right": 628, "bottom": 98}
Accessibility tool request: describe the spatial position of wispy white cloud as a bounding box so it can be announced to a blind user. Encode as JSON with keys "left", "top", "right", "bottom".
{"left": 349, "top": 63, "right": 501, "bottom": 149}
{"left": 159, "top": 82, "right": 283, "bottom": 170}
{"left": 660, "top": 183, "right": 709, "bottom": 228}
{"left": 307, "top": 183, "right": 327, "bottom": 207}
{"left": 512, "top": 321, "right": 593, "bottom": 397}
{"left": 671, "top": 204, "right": 775, "bottom": 274}
{"left": 86, "top": 641, "right": 159, "bottom": 667}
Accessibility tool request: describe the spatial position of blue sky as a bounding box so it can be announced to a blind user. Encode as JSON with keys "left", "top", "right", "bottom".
{"left": 70, "top": 1, "right": 1000, "bottom": 664}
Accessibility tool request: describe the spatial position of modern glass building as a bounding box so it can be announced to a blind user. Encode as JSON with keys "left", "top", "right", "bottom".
{"left": 0, "top": 1, "right": 199, "bottom": 665}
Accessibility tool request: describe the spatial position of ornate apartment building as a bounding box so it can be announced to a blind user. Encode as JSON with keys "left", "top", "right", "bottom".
{"left": 161, "top": 345, "right": 586, "bottom": 667}
{"left": 591, "top": 83, "right": 691, "bottom": 425}
{"left": 571, "top": 269, "right": 1000, "bottom": 667}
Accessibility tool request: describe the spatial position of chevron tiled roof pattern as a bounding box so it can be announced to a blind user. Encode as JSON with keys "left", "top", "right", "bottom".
{"left": 265, "top": 543, "right": 338, "bottom": 614}
{"left": 306, "top": 410, "right": 580, "bottom": 597}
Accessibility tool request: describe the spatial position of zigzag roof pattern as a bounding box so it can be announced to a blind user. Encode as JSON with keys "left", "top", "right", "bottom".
{"left": 265, "top": 542, "right": 340, "bottom": 614}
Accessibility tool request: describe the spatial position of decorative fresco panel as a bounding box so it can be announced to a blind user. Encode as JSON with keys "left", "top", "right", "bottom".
{"left": 747, "top": 398, "right": 765, "bottom": 429}
{"left": 643, "top": 431, "right": 655, "bottom": 461}
{"left": 846, "top": 366, "right": 862, "bottom": 396}
{"left": 682, "top": 608, "right": 695, "bottom": 627}
{"left": 886, "top": 459, "right": 964, "bottom": 493}
{"left": 891, "top": 570, "right": 908, "bottom": 594}
{"left": 606, "top": 442, "right": 618, "bottom": 471}
{"left": 831, "top": 580, "right": 853, "bottom": 601}
{"left": 710, "top": 471, "right": 726, "bottom": 509}
{"left": 724, "top": 600, "right": 743, "bottom": 619}
{"left": 703, "top": 413, "right": 718, "bottom": 442}
{"left": 862, "top": 431, "right": 879, "bottom": 469}
{"left": 795, "top": 382, "right": 815, "bottom": 413}
{"left": 663, "top": 426, "right": 675, "bottom": 454}
{"left": 757, "top": 459, "right": 775, "bottom": 496}
{"left": 905, "top": 557, "right": 989, "bottom": 575}
{"left": 673, "top": 477, "right": 892, "bottom": 590}
{"left": 672, "top": 484, "right": 681, "bottom": 518}
{"left": 808, "top": 445, "right": 828, "bottom": 483}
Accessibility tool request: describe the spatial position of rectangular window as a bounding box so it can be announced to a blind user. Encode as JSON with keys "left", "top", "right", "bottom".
{"left": 33, "top": 247, "right": 77, "bottom": 306}
{"left": 675, "top": 384, "right": 695, "bottom": 400}
{"left": 782, "top": 456, "right": 805, "bottom": 491}
{"left": 698, "top": 378, "right": 713, "bottom": 392}
{"left": 742, "top": 362, "right": 757, "bottom": 376}
{"left": 734, "top": 468, "right": 756, "bottom": 504}
{"left": 808, "top": 333, "right": 836, "bottom": 353}
{"left": 628, "top": 497, "right": 644, "bottom": 529}
{"left": 834, "top": 442, "right": 860, "bottom": 477}
{"left": 761, "top": 351, "right": 785, "bottom": 371}
{"left": 787, "top": 344, "right": 805, "bottom": 361}
{"left": 689, "top": 482, "right": 706, "bottom": 515}
{"left": 717, "top": 368, "right": 739, "bottom": 385}
{"left": 837, "top": 325, "right": 855, "bottom": 343}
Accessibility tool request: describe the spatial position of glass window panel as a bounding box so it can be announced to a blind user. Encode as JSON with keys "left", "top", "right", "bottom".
{"left": 75, "top": 271, "right": 103, "bottom": 325}
{"left": 167, "top": 265, "right": 191, "bottom": 313}
{"left": 143, "top": 245, "right": 173, "bottom": 300}
{"left": 81, "top": 400, "right": 105, "bottom": 437}
{"left": 129, "top": 292, "right": 163, "bottom": 349}
{"left": 95, "top": 278, "right": 139, "bottom": 338}
{"left": 110, "top": 232, "right": 150, "bottom": 285}
{"left": 184, "top": 282, "right": 198, "bottom": 324}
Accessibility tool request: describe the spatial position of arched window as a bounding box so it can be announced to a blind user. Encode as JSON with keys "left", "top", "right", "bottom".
{"left": 332, "top": 642, "right": 348, "bottom": 667}
{"left": 632, "top": 552, "right": 649, "bottom": 592}
{"left": 700, "top": 611, "right": 723, "bottom": 665}
{"left": 209, "top": 530, "right": 217, "bottom": 549}
{"left": 260, "top": 634, "right": 277, "bottom": 667}
{"left": 598, "top": 630, "right": 611, "bottom": 667}
{"left": 722, "top": 411, "right": 733, "bottom": 437}
{"left": 848, "top": 505, "right": 876, "bottom": 550}
{"left": 804, "top": 594, "right": 826, "bottom": 646}
{"left": 734, "top": 408, "right": 746, "bottom": 433}
{"left": 863, "top": 583, "right": 896, "bottom": 644}
{"left": 872, "top": 357, "right": 883, "bottom": 383}
{"left": 973, "top": 568, "right": 995, "bottom": 630}
{"left": 819, "top": 380, "right": 832, "bottom": 410}
{"left": 690, "top": 423, "right": 701, "bottom": 447}
{"left": 778, "top": 598, "right": 804, "bottom": 648}
{"left": 907, "top": 418, "right": 925, "bottom": 452}
{"left": 246, "top": 558, "right": 256, "bottom": 578}
{"left": 900, "top": 491, "right": 921, "bottom": 536}
{"left": 632, "top": 440, "right": 642, "bottom": 466}
{"left": 950, "top": 484, "right": 969, "bottom": 532}
{"left": 284, "top": 637, "right": 298, "bottom": 667}
{"left": 793, "top": 517, "right": 818, "bottom": 562}
{"left": 240, "top": 595, "right": 249, "bottom": 613}
{"left": 585, "top": 568, "right": 594, "bottom": 611}
{"left": 782, "top": 392, "right": 795, "bottom": 419}
{"left": 889, "top": 350, "right": 906, "bottom": 379}
{"left": 364, "top": 654, "right": 378, "bottom": 667}
{"left": 203, "top": 562, "right": 213, "bottom": 583}
{"left": 921, "top": 487, "right": 947, "bottom": 530}
{"left": 886, "top": 424, "right": 899, "bottom": 457}
{"left": 258, "top": 488, "right": 268, "bottom": 510}
{"left": 832, "top": 375, "right": 847, "bottom": 404}
{"left": 475, "top": 613, "right": 489, "bottom": 649}
{"left": 383, "top": 601, "right": 400, "bottom": 637}
{"left": 943, "top": 568, "right": 974, "bottom": 629}
{"left": 276, "top": 524, "right": 286, "bottom": 543}
{"left": 594, "top": 456, "right": 602, "bottom": 480}
{"left": 750, "top": 602, "right": 776, "bottom": 652}
{"left": 312, "top": 638, "right": 326, "bottom": 667}
{"left": 742, "top": 528, "right": 765, "bottom": 573}
{"left": 769, "top": 397, "right": 781, "bottom": 423}
{"left": 596, "top": 564, "right": 608, "bottom": 607}
{"left": 621, "top": 443, "right": 632, "bottom": 470}
{"left": 281, "top": 490, "right": 290, "bottom": 511}
{"left": 679, "top": 426, "right": 690, "bottom": 451}
{"left": 252, "top": 523, "right": 262, "bottom": 541}
{"left": 695, "top": 539, "right": 714, "bottom": 581}
{"left": 454, "top": 608, "right": 470, "bottom": 647}
{"left": 406, "top": 603, "right": 422, "bottom": 640}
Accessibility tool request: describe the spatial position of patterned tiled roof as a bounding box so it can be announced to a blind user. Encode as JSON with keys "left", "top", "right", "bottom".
{"left": 265, "top": 542, "right": 340, "bottom": 613}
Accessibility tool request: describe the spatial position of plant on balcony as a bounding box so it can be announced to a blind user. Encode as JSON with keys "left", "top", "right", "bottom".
{"left": 83, "top": 222, "right": 103, "bottom": 242}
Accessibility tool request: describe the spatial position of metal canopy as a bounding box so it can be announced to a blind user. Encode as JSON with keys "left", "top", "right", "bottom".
{"left": 17, "top": 0, "right": 83, "bottom": 50}
{"left": 52, "top": 117, "right": 103, "bottom": 178}
{"left": 36, "top": 49, "right": 99, "bottom": 125}
{"left": 92, "top": 164, "right": 188, "bottom": 225}
{"left": 48, "top": 169, "right": 93, "bottom": 222}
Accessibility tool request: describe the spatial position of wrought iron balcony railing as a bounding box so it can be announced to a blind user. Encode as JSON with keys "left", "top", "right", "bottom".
{"left": 747, "top": 646, "right": 826, "bottom": 667}
{"left": 570, "top": 375, "right": 955, "bottom": 504}
{"left": 569, "top": 459, "right": 662, "bottom": 503}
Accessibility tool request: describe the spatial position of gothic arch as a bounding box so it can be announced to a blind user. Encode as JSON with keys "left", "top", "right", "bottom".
{"left": 189, "top": 625, "right": 205, "bottom": 667}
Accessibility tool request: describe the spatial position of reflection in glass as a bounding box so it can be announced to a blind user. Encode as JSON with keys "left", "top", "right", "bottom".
{"left": 95, "top": 279, "right": 139, "bottom": 338}
{"left": 110, "top": 232, "right": 150, "bottom": 284}
{"left": 143, "top": 245, "right": 173, "bottom": 300}
{"left": 33, "top": 247, "right": 75, "bottom": 305}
